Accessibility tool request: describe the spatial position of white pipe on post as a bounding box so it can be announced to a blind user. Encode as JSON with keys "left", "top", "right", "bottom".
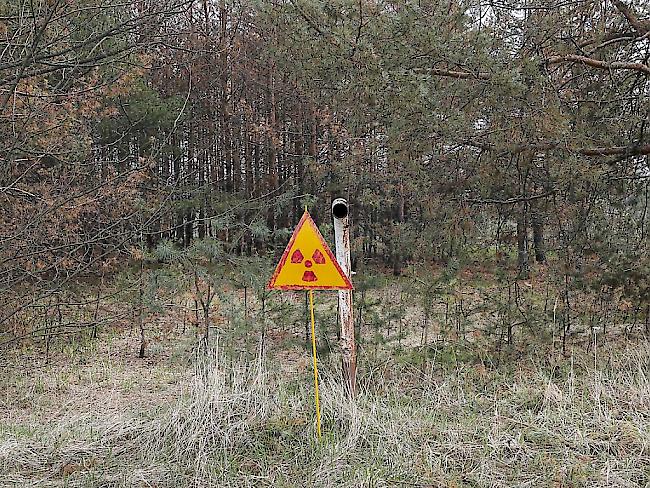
{"left": 332, "top": 198, "right": 356, "bottom": 397}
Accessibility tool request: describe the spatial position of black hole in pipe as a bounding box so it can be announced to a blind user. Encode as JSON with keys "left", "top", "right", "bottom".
{"left": 332, "top": 202, "right": 348, "bottom": 219}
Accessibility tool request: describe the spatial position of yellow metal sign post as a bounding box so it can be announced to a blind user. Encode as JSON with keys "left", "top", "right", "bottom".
{"left": 268, "top": 209, "right": 353, "bottom": 439}
{"left": 308, "top": 289, "right": 321, "bottom": 438}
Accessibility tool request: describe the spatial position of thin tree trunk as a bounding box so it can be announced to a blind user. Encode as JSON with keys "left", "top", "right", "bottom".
{"left": 139, "top": 260, "right": 146, "bottom": 358}
{"left": 531, "top": 206, "right": 546, "bottom": 263}
{"left": 517, "top": 204, "right": 529, "bottom": 279}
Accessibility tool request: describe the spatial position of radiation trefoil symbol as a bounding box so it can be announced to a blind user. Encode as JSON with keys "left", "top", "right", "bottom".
{"left": 291, "top": 248, "right": 327, "bottom": 282}
{"left": 268, "top": 210, "right": 353, "bottom": 290}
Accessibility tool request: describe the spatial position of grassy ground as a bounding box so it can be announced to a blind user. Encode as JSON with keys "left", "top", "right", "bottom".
{"left": 2, "top": 319, "right": 650, "bottom": 487}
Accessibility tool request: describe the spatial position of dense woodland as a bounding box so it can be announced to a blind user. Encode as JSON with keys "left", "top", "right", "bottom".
{"left": 1, "top": 0, "right": 649, "bottom": 358}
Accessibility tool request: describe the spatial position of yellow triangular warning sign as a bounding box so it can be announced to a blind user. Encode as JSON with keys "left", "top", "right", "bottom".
{"left": 268, "top": 210, "right": 353, "bottom": 290}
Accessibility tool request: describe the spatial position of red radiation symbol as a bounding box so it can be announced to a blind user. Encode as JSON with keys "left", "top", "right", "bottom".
{"left": 291, "top": 249, "right": 326, "bottom": 282}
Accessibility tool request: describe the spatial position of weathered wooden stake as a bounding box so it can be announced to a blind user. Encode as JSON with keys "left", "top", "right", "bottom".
{"left": 332, "top": 198, "right": 356, "bottom": 397}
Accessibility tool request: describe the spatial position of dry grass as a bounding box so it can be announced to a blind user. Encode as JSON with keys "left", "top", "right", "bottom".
{"left": 1, "top": 332, "right": 650, "bottom": 487}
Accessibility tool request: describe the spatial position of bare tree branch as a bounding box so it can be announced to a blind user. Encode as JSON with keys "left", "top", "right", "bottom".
{"left": 612, "top": 0, "right": 650, "bottom": 35}
{"left": 547, "top": 54, "right": 650, "bottom": 75}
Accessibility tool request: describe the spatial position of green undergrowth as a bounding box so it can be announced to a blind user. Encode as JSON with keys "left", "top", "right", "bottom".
{"left": 2, "top": 338, "right": 650, "bottom": 487}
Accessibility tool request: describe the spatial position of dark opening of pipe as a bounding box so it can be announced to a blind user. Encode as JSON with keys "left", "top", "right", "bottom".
{"left": 332, "top": 201, "right": 348, "bottom": 219}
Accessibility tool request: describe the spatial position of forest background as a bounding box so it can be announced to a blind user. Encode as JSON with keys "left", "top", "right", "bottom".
{"left": 2, "top": 0, "right": 649, "bottom": 356}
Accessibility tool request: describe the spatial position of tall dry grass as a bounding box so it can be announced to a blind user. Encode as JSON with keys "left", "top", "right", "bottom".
{"left": 2, "top": 339, "right": 650, "bottom": 487}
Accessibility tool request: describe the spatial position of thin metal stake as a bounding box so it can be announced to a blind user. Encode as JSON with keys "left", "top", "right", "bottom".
{"left": 309, "top": 289, "right": 322, "bottom": 439}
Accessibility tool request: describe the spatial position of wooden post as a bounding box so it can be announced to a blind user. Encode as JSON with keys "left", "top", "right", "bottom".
{"left": 332, "top": 198, "right": 356, "bottom": 397}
